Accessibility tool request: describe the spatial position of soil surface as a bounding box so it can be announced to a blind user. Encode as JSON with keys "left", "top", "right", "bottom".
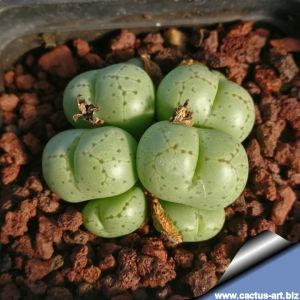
{"left": 0, "top": 21, "right": 299, "bottom": 300}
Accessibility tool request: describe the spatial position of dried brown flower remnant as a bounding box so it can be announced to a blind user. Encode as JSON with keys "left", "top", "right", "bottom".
{"left": 140, "top": 54, "right": 163, "bottom": 86}
{"left": 73, "top": 95, "right": 104, "bottom": 127}
{"left": 169, "top": 99, "right": 194, "bottom": 127}
{"left": 147, "top": 193, "right": 182, "bottom": 245}
{"left": 41, "top": 33, "right": 57, "bottom": 48}
{"left": 180, "top": 59, "right": 203, "bottom": 66}
{"left": 164, "top": 28, "right": 188, "bottom": 51}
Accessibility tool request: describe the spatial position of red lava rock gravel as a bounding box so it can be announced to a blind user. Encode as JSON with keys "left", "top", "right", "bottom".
{"left": 0, "top": 21, "right": 299, "bottom": 299}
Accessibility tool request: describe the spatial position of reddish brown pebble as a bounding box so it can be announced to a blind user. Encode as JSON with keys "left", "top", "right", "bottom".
{"left": 275, "top": 143, "right": 292, "bottom": 166}
{"left": 12, "top": 235, "right": 35, "bottom": 258}
{"left": 227, "top": 21, "right": 254, "bottom": 37}
{"left": 247, "top": 139, "right": 265, "bottom": 170}
{"left": 251, "top": 168, "right": 277, "bottom": 201}
{"left": 76, "top": 282, "right": 98, "bottom": 299}
{"left": 13, "top": 256, "right": 24, "bottom": 271}
{"left": 71, "top": 245, "right": 89, "bottom": 270}
{"left": 0, "top": 273, "right": 13, "bottom": 285}
{"left": 137, "top": 255, "right": 154, "bottom": 277}
{"left": 228, "top": 217, "right": 248, "bottom": 240}
{"left": 0, "top": 132, "right": 28, "bottom": 165}
{"left": 154, "top": 47, "right": 183, "bottom": 73}
{"left": 36, "top": 233, "right": 54, "bottom": 259}
{"left": 50, "top": 255, "right": 64, "bottom": 271}
{"left": 111, "top": 292, "right": 133, "bottom": 300}
{"left": 255, "top": 65, "right": 282, "bottom": 93}
{"left": 211, "top": 235, "right": 243, "bottom": 265}
{"left": 111, "top": 30, "right": 136, "bottom": 52}
{"left": 16, "top": 74, "right": 34, "bottom": 90}
{"left": 0, "top": 94, "right": 19, "bottom": 112}
{"left": 37, "top": 190, "right": 61, "bottom": 213}
{"left": 141, "top": 33, "right": 164, "bottom": 54}
{"left": 23, "top": 132, "right": 42, "bottom": 155}
{"left": 34, "top": 79, "right": 56, "bottom": 93}
{"left": 19, "top": 103, "right": 38, "bottom": 121}
{"left": 226, "top": 63, "right": 248, "bottom": 85}
{"left": 272, "top": 186, "right": 297, "bottom": 225}
{"left": 24, "top": 176, "right": 43, "bottom": 193}
{"left": 246, "top": 81, "right": 261, "bottom": 95}
{"left": 37, "top": 103, "right": 54, "bottom": 116}
{"left": 0, "top": 198, "right": 37, "bottom": 244}
{"left": 82, "top": 266, "right": 101, "bottom": 283}
{"left": 25, "top": 258, "right": 51, "bottom": 281}
{"left": 250, "top": 218, "right": 276, "bottom": 236}
{"left": 83, "top": 52, "right": 105, "bottom": 68}
{"left": 270, "top": 38, "right": 300, "bottom": 53}
{"left": 15, "top": 64, "right": 24, "bottom": 75}
{"left": 280, "top": 98, "right": 300, "bottom": 133}
{"left": 271, "top": 50, "right": 299, "bottom": 83}
{"left": 247, "top": 200, "right": 264, "bottom": 216}
{"left": 221, "top": 30, "right": 267, "bottom": 64}
{"left": 142, "top": 237, "right": 168, "bottom": 262}
{"left": 203, "top": 30, "right": 219, "bottom": 53}
{"left": 288, "top": 223, "right": 300, "bottom": 242}
{"left": 119, "top": 232, "right": 141, "bottom": 247}
{"left": 58, "top": 207, "right": 83, "bottom": 232}
{"left": 17, "top": 277, "right": 47, "bottom": 296}
{"left": 4, "top": 70, "right": 15, "bottom": 87}
{"left": 38, "top": 214, "right": 62, "bottom": 244}
{"left": 1, "top": 164, "right": 21, "bottom": 185}
{"left": 38, "top": 45, "right": 79, "bottom": 78}
{"left": 0, "top": 283, "right": 21, "bottom": 300}
{"left": 173, "top": 248, "right": 194, "bottom": 268}
{"left": 259, "top": 96, "right": 281, "bottom": 122}
{"left": 117, "top": 248, "right": 140, "bottom": 290}
{"left": 73, "top": 38, "right": 91, "bottom": 56}
{"left": 63, "top": 229, "right": 89, "bottom": 245}
{"left": 288, "top": 172, "right": 300, "bottom": 186}
{"left": 142, "top": 257, "right": 176, "bottom": 288}
{"left": 46, "top": 271, "right": 65, "bottom": 286}
{"left": 256, "top": 120, "right": 286, "bottom": 157}
{"left": 21, "top": 93, "right": 39, "bottom": 105}
{"left": 292, "top": 201, "right": 300, "bottom": 220}
{"left": 185, "top": 262, "right": 218, "bottom": 297}
{"left": 45, "top": 287, "right": 73, "bottom": 300}
{"left": 97, "top": 242, "right": 121, "bottom": 259}
{"left": 2, "top": 111, "right": 17, "bottom": 125}
{"left": 99, "top": 254, "right": 117, "bottom": 271}
{"left": 206, "top": 52, "right": 235, "bottom": 69}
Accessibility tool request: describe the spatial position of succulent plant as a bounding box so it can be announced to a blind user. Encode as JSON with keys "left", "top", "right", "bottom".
{"left": 156, "top": 63, "right": 255, "bottom": 142}
{"left": 83, "top": 185, "right": 148, "bottom": 238}
{"left": 42, "top": 61, "right": 254, "bottom": 243}
{"left": 42, "top": 126, "right": 137, "bottom": 202}
{"left": 152, "top": 200, "right": 225, "bottom": 242}
{"left": 63, "top": 63, "right": 155, "bottom": 137}
{"left": 137, "top": 121, "right": 248, "bottom": 210}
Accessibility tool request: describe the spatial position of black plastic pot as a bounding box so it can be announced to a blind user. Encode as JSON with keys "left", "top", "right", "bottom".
{"left": 0, "top": 0, "right": 300, "bottom": 90}
{"left": 0, "top": 1, "right": 300, "bottom": 298}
